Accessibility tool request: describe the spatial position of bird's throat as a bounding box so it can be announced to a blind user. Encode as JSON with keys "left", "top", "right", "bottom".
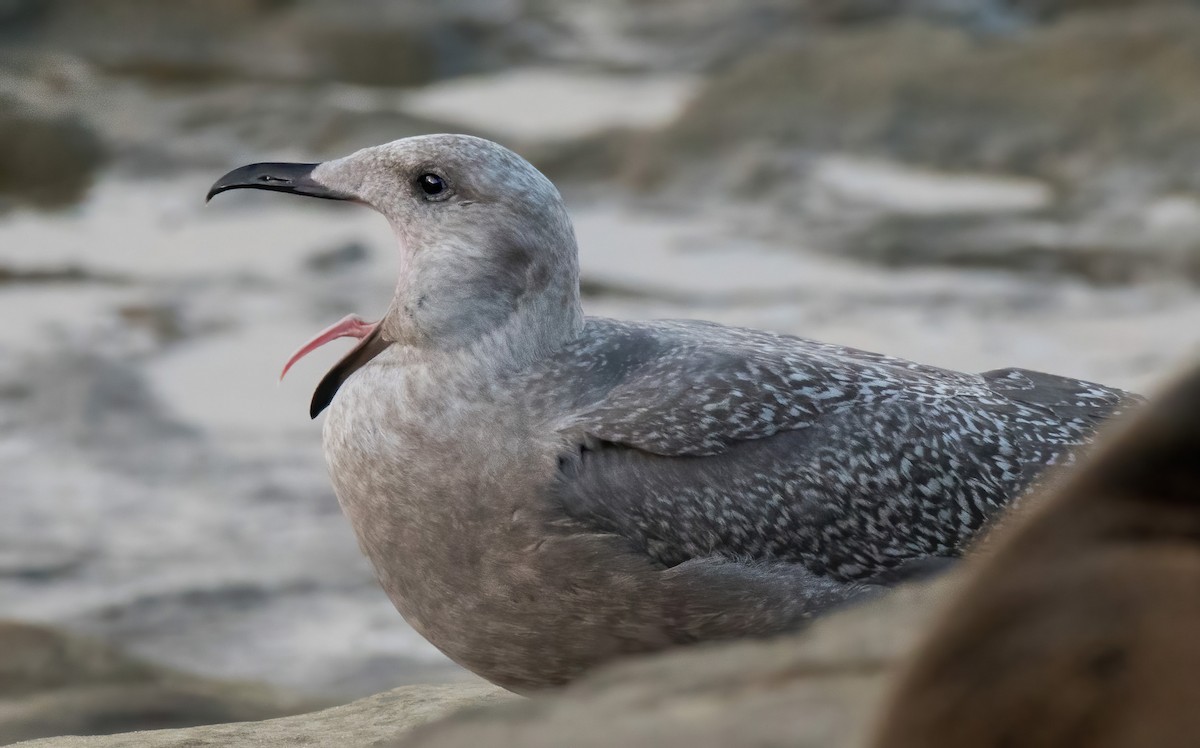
{"left": 280, "top": 314, "right": 391, "bottom": 419}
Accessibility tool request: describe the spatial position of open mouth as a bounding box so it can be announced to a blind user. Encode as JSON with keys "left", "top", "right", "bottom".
{"left": 206, "top": 162, "right": 392, "bottom": 418}
{"left": 279, "top": 314, "right": 380, "bottom": 382}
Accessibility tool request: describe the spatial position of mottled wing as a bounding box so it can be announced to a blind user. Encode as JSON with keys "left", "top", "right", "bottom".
{"left": 977, "top": 367, "right": 1143, "bottom": 480}
{"left": 554, "top": 319, "right": 980, "bottom": 457}
{"left": 549, "top": 319, "right": 1138, "bottom": 581}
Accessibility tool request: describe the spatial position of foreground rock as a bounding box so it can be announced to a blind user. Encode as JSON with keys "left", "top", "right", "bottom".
{"left": 9, "top": 577, "right": 961, "bottom": 748}
{"left": 0, "top": 621, "right": 321, "bottom": 746}
{"left": 11, "top": 684, "right": 511, "bottom": 748}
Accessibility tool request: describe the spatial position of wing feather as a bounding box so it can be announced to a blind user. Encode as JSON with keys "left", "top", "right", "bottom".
{"left": 545, "top": 319, "right": 1140, "bottom": 581}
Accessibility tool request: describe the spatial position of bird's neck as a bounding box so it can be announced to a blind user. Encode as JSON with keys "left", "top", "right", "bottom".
{"left": 381, "top": 283, "right": 585, "bottom": 374}
{"left": 380, "top": 215, "right": 586, "bottom": 368}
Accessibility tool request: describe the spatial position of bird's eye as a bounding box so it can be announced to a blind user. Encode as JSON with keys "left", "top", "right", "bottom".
{"left": 417, "top": 173, "right": 447, "bottom": 198}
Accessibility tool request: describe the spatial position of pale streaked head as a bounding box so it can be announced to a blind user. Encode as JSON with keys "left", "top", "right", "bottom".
{"left": 208, "top": 134, "right": 584, "bottom": 417}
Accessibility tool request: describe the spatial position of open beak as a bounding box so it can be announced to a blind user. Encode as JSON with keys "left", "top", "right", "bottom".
{"left": 207, "top": 162, "right": 391, "bottom": 419}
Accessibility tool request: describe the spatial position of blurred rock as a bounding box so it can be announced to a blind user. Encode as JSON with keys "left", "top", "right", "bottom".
{"left": 126, "top": 84, "right": 463, "bottom": 171}
{"left": 16, "top": 0, "right": 1194, "bottom": 189}
{"left": 525, "top": 128, "right": 656, "bottom": 190}
{"left": 839, "top": 213, "right": 1200, "bottom": 284}
{"left": 0, "top": 0, "right": 295, "bottom": 84}
{"left": 634, "top": 7, "right": 1200, "bottom": 282}
{"left": 1009, "top": 0, "right": 1199, "bottom": 21}
{"left": 0, "top": 95, "right": 107, "bottom": 212}
{"left": 0, "top": 542, "right": 86, "bottom": 583}
{"left": 0, "top": 266, "right": 123, "bottom": 286}
{"left": 2, "top": 0, "right": 1126, "bottom": 94}
{"left": 116, "top": 303, "right": 189, "bottom": 345}
{"left": 305, "top": 241, "right": 371, "bottom": 274}
{"left": 9, "top": 683, "right": 511, "bottom": 748}
{"left": 513, "top": 0, "right": 1200, "bottom": 75}
{"left": 0, "top": 621, "right": 157, "bottom": 699}
{"left": 296, "top": 15, "right": 496, "bottom": 88}
{"left": 14, "top": 353, "right": 197, "bottom": 458}
{"left": 0, "top": 621, "right": 321, "bottom": 746}
{"left": 6, "top": 577, "right": 962, "bottom": 748}
{"left": 0, "top": 0, "right": 515, "bottom": 87}
{"left": 650, "top": 9, "right": 1200, "bottom": 183}
{"left": 521, "top": 0, "right": 811, "bottom": 72}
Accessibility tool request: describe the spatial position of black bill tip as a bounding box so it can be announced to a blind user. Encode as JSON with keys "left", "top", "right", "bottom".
{"left": 310, "top": 326, "right": 391, "bottom": 419}
{"left": 206, "top": 162, "right": 353, "bottom": 203}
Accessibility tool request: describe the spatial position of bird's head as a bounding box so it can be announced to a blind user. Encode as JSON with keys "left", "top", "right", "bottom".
{"left": 208, "top": 134, "right": 583, "bottom": 417}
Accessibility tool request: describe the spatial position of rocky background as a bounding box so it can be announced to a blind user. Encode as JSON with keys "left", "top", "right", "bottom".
{"left": 2, "top": 0, "right": 1199, "bottom": 744}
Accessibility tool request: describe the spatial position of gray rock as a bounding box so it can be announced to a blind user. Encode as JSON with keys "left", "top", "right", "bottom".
{"left": 0, "top": 621, "right": 322, "bottom": 746}
{"left": 306, "top": 242, "right": 371, "bottom": 274}
{"left": 1, "top": 0, "right": 1107, "bottom": 93}
{"left": 12, "top": 353, "right": 197, "bottom": 465}
{"left": 635, "top": 7, "right": 1200, "bottom": 282}
{"left": 0, "top": 95, "right": 106, "bottom": 212}
{"left": 1009, "top": 0, "right": 1199, "bottom": 21}
{"left": 4, "top": 578, "right": 960, "bottom": 748}
{"left": 1, "top": 1, "right": 513, "bottom": 87}
{"left": 648, "top": 8, "right": 1200, "bottom": 185}
{"left": 839, "top": 213, "right": 1200, "bottom": 284}
{"left": 0, "top": 621, "right": 159, "bottom": 700}
{"left": 9, "top": 684, "right": 511, "bottom": 748}
{"left": 0, "top": 1, "right": 296, "bottom": 84}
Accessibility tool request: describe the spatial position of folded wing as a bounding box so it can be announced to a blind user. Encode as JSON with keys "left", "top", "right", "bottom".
{"left": 550, "top": 319, "right": 1139, "bottom": 581}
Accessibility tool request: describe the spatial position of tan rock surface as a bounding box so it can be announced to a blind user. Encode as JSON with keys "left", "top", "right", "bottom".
{"left": 11, "top": 684, "right": 511, "bottom": 748}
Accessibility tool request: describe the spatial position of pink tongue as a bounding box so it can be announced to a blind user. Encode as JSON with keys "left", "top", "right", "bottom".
{"left": 281, "top": 314, "right": 379, "bottom": 381}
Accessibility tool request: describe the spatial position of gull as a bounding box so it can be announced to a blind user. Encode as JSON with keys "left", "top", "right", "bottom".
{"left": 208, "top": 134, "right": 1138, "bottom": 692}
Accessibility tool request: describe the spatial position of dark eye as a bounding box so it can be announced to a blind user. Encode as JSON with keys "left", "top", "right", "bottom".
{"left": 417, "top": 173, "right": 447, "bottom": 198}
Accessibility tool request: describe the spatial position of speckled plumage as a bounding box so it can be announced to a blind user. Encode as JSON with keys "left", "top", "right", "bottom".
{"left": 545, "top": 318, "right": 1133, "bottom": 579}
{"left": 213, "top": 134, "right": 1140, "bottom": 692}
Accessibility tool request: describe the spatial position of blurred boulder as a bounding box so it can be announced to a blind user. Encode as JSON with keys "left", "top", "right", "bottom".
{"left": 0, "top": 621, "right": 321, "bottom": 746}
{"left": 294, "top": 10, "right": 502, "bottom": 88}
{"left": 5, "top": 578, "right": 961, "bottom": 748}
{"left": 9, "top": 0, "right": 336, "bottom": 83}
{"left": 0, "top": 621, "right": 158, "bottom": 699}
{"left": 0, "top": 0, "right": 293, "bottom": 83}
{"left": 0, "top": 95, "right": 106, "bottom": 212}
{"left": 0, "top": 0, "right": 516, "bottom": 87}
{"left": 838, "top": 212, "right": 1200, "bottom": 284}
{"left": 1, "top": 0, "right": 1131, "bottom": 91}
{"left": 1008, "top": 0, "right": 1200, "bottom": 20}
{"left": 635, "top": 7, "right": 1200, "bottom": 282}
{"left": 518, "top": 0, "right": 1012, "bottom": 74}
{"left": 305, "top": 241, "right": 371, "bottom": 273}
{"left": 650, "top": 8, "right": 1200, "bottom": 183}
